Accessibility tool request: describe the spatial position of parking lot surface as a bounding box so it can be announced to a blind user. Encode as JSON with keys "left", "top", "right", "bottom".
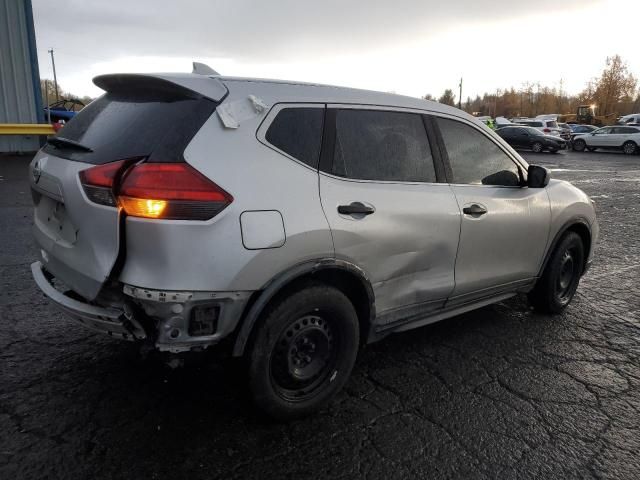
{"left": 1, "top": 150, "right": 639, "bottom": 479}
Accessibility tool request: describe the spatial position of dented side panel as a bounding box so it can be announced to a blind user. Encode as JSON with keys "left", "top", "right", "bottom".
{"left": 319, "top": 174, "right": 461, "bottom": 317}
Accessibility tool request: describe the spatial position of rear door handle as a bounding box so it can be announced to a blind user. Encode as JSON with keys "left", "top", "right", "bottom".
{"left": 338, "top": 202, "right": 375, "bottom": 216}
{"left": 463, "top": 204, "right": 487, "bottom": 216}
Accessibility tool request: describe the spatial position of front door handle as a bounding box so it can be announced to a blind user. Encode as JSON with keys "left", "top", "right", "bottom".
{"left": 463, "top": 204, "right": 487, "bottom": 216}
{"left": 338, "top": 202, "right": 375, "bottom": 216}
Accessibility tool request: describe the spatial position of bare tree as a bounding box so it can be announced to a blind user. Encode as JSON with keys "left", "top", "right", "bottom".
{"left": 438, "top": 89, "right": 456, "bottom": 106}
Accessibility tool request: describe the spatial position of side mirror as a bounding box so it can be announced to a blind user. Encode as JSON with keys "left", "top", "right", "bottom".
{"left": 527, "top": 165, "right": 550, "bottom": 188}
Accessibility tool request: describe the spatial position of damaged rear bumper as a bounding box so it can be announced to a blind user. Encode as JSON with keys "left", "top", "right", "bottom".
{"left": 32, "top": 261, "right": 253, "bottom": 353}
{"left": 123, "top": 285, "right": 252, "bottom": 353}
{"left": 31, "top": 261, "right": 146, "bottom": 341}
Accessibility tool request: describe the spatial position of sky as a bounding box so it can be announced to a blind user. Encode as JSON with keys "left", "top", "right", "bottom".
{"left": 32, "top": 0, "right": 640, "bottom": 101}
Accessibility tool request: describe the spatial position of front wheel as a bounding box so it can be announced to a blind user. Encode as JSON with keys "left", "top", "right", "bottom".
{"left": 247, "top": 283, "right": 359, "bottom": 420}
{"left": 623, "top": 141, "right": 637, "bottom": 155}
{"left": 529, "top": 231, "right": 585, "bottom": 314}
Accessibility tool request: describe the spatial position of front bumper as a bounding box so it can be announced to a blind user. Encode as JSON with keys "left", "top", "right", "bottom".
{"left": 31, "top": 261, "right": 146, "bottom": 341}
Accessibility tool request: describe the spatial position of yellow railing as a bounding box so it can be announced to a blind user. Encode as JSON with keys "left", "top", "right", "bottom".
{"left": 0, "top": 124, "right": 56, "bottom": 135}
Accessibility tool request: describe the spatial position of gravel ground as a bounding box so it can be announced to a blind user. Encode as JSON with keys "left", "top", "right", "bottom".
{"left": 1, "top": 150, "right": 639, "bottom": 479}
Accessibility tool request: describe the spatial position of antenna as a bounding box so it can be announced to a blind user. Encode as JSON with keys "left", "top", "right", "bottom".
{"left": 192, "top": 62, "right": 220, "bottom": 76}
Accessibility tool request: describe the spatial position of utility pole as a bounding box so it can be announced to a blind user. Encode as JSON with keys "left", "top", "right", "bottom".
{"left": 48, "top": 48, "right": 59, "bottom": 102}
{"left": 458, "top": 77, "right": 463, "bottom": 110}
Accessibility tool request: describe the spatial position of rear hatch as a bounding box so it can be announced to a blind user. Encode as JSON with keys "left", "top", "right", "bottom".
{"left": 30, "top": 74, "right": 226, "bottom": 300}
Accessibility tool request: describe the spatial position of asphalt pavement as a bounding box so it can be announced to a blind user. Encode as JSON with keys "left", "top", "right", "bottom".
{"left": 1, "top": 149, "right": 639, "bottom": 479}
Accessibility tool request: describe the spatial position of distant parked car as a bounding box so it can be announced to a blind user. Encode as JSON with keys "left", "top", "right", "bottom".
{"left": 616, "top": 113, "right": 640, "bottom": 125}
{"left": 568, "top": 124, "right": 598, "bottom": 141}
{"left": 511, "top": 118, "right": 562, "bottom": 137}
{"left": 557, "top": 123, "right": 572, "bottom": 141}
{"left": 496, "top": 126, "right": 567, "bottom": 153}
{"left": 572, "top": 125, "right": 640, "bottom": 154}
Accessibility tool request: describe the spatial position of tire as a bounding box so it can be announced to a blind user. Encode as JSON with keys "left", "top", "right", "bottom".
{"left": 623, "top": 141, "right": 637, "bottom": 155}
{"left": 529, "top": 231, "right": 585, "bottom": 314}
{"left": 532, "top": 142, "right": 544, "bottom": 153}
{"left": 247, "top": 283, "right": 359, "bottom": 420}
{"left": 573, "top": 139, "right": 586, "bottom": 152}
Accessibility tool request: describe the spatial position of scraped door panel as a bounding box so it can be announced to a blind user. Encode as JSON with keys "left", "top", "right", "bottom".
{"left": 321, "top": 176, "right": 461, "bottom": 316}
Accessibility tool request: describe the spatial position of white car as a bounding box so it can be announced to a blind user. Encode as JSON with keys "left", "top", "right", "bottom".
{"left": 617, "top": 113, "right": 640, "bottom": 125}
{"left": 572, "top": 125, "right": 640, "bottom": 155}
{"left": 511, "top": 118, "right": 562, "bottom": 137}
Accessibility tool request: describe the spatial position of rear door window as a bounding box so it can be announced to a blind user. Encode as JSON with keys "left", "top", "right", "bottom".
{"left": 331, "top": 109, "right": 436, "bottom": 183}
{"left": 435, "top": 117, "right": 520, "bottom": 187}
{"left": 265, "top": 107, "right": 324, "bottom": 168}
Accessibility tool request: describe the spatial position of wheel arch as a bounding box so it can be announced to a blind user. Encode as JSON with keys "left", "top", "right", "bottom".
{"left": 539, "top": 217, "right": 592, "bottom": 277}
{"left": 231, "top": 259, "right": 375, "bottom": 357}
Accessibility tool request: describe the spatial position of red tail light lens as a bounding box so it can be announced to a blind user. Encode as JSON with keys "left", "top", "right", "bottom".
{"left": 543, "top": 128, "right": 551, "bottom": 133}
{"left": 79, "top": 161, "right": 232, "bottom": 220}
{"left": 118, "top": 163, "right": 232, "bottom": 220}
{"left": 79, "top": 160, "right": 128, "bottom": 206}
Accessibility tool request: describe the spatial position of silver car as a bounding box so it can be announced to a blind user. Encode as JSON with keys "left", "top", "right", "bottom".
{"left": 30, "top": 67, "right": 598, "bottom": 419}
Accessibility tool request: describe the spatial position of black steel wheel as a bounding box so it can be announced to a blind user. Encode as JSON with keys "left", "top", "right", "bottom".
{"left": 270, "top": 313, "right": 338, "bottom": 402}
{"left": 248, "top": 283, "right": 359, "bottom": 420}
{"left": 529, "top": 231, "right": 585, "bottom": 314}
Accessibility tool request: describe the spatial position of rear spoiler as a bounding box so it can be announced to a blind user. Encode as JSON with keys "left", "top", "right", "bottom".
{"left": 93, "top": 73, "right": 228, "bottom": 102}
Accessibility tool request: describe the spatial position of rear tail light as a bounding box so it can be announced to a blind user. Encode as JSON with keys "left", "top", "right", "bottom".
{"left": 79, "top": 159, "right": 128, "bottom": 206}
{"left": 543, "top": 128, "right": 551, "bottom": 133}
{"left": 79, "top": 161, "right": 232, "bottom": 220}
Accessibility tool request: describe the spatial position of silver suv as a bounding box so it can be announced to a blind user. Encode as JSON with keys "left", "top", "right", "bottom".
{"left": 30, "top": 68, "right": 598, "bottom": 419}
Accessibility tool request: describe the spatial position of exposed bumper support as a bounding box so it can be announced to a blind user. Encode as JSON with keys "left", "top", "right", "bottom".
{"left": 31, "top": 261, "right": 146, "bottom": 341}
{"left": 123, "top": 285, "right": 252, "bottom": 353}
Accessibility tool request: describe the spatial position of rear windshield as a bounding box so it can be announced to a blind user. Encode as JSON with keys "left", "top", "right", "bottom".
{"left": 43, "top": 92, "right": 216, "bottom": 164}
{"left": 546, "top": 121, "right": 559, "bottom": 128}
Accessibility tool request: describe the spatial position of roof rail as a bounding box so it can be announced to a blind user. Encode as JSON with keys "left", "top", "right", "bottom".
{"left": 192, "top": 62, "right": 219, "bottom": 76}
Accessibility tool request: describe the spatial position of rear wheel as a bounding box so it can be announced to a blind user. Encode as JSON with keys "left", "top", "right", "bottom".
{"left": 529, "top": 231, "right": 585, "bottom": 314}
{"left": 247, "top": 283, "right": 359, "bottom": 420}
{"left": 623, "top": 141, "right": 637, "bottom": 155}
{"left": 532, "top": 142, "right": 544, "bottom": 153}
{"left": 573, "top": 139, "right": 586, "bottom": 152}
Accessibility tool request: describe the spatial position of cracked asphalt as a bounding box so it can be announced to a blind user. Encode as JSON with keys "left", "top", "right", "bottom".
{"left": 1, "top": 149, "right": 639, "bottom": 479}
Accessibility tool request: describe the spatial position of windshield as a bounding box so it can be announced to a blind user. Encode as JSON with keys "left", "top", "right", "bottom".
{"left": 546, "top": 121, "right": 559, "bottom": 128}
